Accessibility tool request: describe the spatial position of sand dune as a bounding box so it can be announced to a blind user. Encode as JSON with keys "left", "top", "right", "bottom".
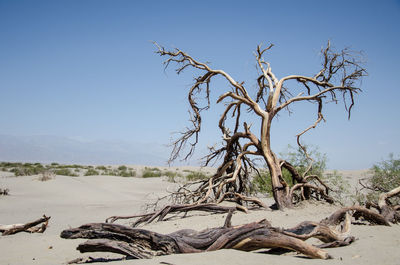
{"left": 0, "top": 169, "right": 399, "bottom": 265}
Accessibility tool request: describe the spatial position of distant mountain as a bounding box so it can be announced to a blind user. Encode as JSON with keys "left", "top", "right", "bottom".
{"left": 0, "top": 134, "right": 170, "bottom": 166}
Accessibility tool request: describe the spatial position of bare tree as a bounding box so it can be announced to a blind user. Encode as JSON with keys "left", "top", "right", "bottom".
{"left": 155, "top": 41, "right": 366, "bottom": 209}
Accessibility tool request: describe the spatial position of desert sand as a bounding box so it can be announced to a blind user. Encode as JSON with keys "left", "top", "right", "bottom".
{"left": 0, "top": 168, "right": 399, "bottom": 265}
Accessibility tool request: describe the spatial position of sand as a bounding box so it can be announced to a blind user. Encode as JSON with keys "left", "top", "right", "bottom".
{"left": 0, "top": 168, "right": 399, "bottom": 265}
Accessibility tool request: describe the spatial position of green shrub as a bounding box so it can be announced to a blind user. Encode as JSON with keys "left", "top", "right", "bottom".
{"left": 164, "top": 171, "right": 182, "bottom": 182}
{"left": 118, "top": 165, "right": 127, "bottom": 171}
{"left": 251, "top": 145, "right": 349, "bottom": 204}
{"left": 96, "top": 166, "right": 107, "bottom": 170}
{"left": 185, "top": 171, "right": 209, "bottom": 181}
{"left": 361, "top": 154, "right": 400, "bottom": 205}
{"left": 120, "top": 170, "right": 136, "bottom": 177}
{"left": 102, "top": 169, "right": 118, "bottom": 176}
{"left": 84, "top": 168, "right": 100, "bottom": 176}
{"left": 54, "top": 168, "right": 77, "bottom": 176}
{"left": 145, "top": 167, "right": 161, "bottom": 171}
{"left": 324, "top": 170, "right": 350, "bottom": 205}
{"left": 0, "top": 162, "right": 22, "bottom": 168}
{"left": 11, "top": 165, "right": 46, "bottom": 176}
{"left": 142, "top": 169, "right": 162, "bottom": 178}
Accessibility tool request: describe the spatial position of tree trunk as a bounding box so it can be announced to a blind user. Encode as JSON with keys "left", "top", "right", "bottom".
{"left": 261, "top": 117, "right": 293, "bottom": 209}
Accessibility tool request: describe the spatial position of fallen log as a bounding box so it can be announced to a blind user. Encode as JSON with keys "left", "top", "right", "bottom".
{"left": 62, "top": 212, "right": 357, "bottom": 260}
{"left": 0, "top": 215, "right": 50, "bottom": 235}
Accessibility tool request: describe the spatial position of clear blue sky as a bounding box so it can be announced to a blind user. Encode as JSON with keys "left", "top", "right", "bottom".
{"left": 0, "top": 0, "right": 399, "bottom": 169}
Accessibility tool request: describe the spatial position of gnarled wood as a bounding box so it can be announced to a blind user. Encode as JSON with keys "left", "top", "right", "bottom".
{"left": 62, "top": 212, "right": 361, "bottom": 260}
{"left": 322, "top": 206, "right": 391, "bottom": 226}
{"left": 378, "top": 185, "right": 400, "bottom": 223}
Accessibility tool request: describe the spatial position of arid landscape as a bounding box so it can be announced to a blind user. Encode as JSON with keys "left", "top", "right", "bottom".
{"left": 1, "top": 1, "right": 399, "bottom": 265}
{"left": 0, "top": 165, "right": 399, "bottom": 265}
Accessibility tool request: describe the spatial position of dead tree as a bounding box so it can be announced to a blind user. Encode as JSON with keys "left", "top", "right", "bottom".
{"left": 62, "top": 211, "right": 359, "bottom": 260}
{"left": 155, "top": 41, "right": 366, "bottom": 209}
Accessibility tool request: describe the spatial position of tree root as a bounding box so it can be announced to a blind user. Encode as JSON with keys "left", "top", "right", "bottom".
{"left": 62, "top": 211, "right": 363, "bottom": 260}
{"left": 0, "top": 215, "right": 50, "bottom": 235}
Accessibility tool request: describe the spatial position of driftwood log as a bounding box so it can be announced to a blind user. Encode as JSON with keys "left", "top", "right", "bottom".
{"left": 61, "top": 211, "right": 359, "bottom": 260}
{"left": 0, "top": 215, "right": 50, "bottom": 236}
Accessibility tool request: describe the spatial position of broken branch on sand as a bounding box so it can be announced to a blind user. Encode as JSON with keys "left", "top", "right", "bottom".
{"left": 0, "top": 215, "right": 50, "bottom": 236}
{"left": 105, "top": 203, "right": 250, "bottom": 227}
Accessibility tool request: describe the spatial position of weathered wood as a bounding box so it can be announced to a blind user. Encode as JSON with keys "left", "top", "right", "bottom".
{"left": 378, "top": 185, "right": 400, "bottom": 223}
{"left": 62, "top": 213, "right": 362, "bottom": 260}
{"left": 321, "top": 206, "right": 391, "bottom": 226}
{"left": 0, "top": 215, "right": 50, "bottom": 235}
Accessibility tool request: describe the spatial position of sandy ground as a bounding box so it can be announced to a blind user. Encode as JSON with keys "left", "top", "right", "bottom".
{"left": 0, "top": 169, "right": 399, "bottom": 265}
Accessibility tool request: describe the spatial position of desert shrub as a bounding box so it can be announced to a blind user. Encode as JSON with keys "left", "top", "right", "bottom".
{"left": 51, "top": 162, "right": 59, "bottom": 166}
{"left": 0, "top": 162, "right": 22, "bottom": 168}
{"left": 164, "top": 171, "right": 183, "bottom": 182}
{"left": 85, "top": 168, "right": 100, "bottom": 176}
{"left": 251, "top": 170, "right": 272, "bottom": 194}
{"left": 324, "top": 170, "right": 350, "bottom": 205}
{"left": 251, "top": 145, "right": 325, "bottom": 195}
{"left": 101, "top": 169, "right": 118, "bottom": 176}
{"left": 142, "top": 169, "right": 162, "bottom": 178}
{"left": 11, "top": 165, "right": 46, "bottom": 176}
{"left": 53, "top": 168, "right": 77, "bottom": 176}
{"left": 118, "top": 165, "right": 127, "bottom": 171}
{"left": 185, "top": 171, "right": 209, "bottom": 181}
{"left": 96, "top": 166, "right": 107, "bottom": 170}
{"left": 145, "top": 167, "right": 161, "bottom": 171}
{"left": 251, "top": 145, "right": 350, "bottom": 204}
{"left": 360, "top": 154, "right": 400, "bottom": 205}
{"left": 119, "top": 170, "right": 136, "bottom": 177}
